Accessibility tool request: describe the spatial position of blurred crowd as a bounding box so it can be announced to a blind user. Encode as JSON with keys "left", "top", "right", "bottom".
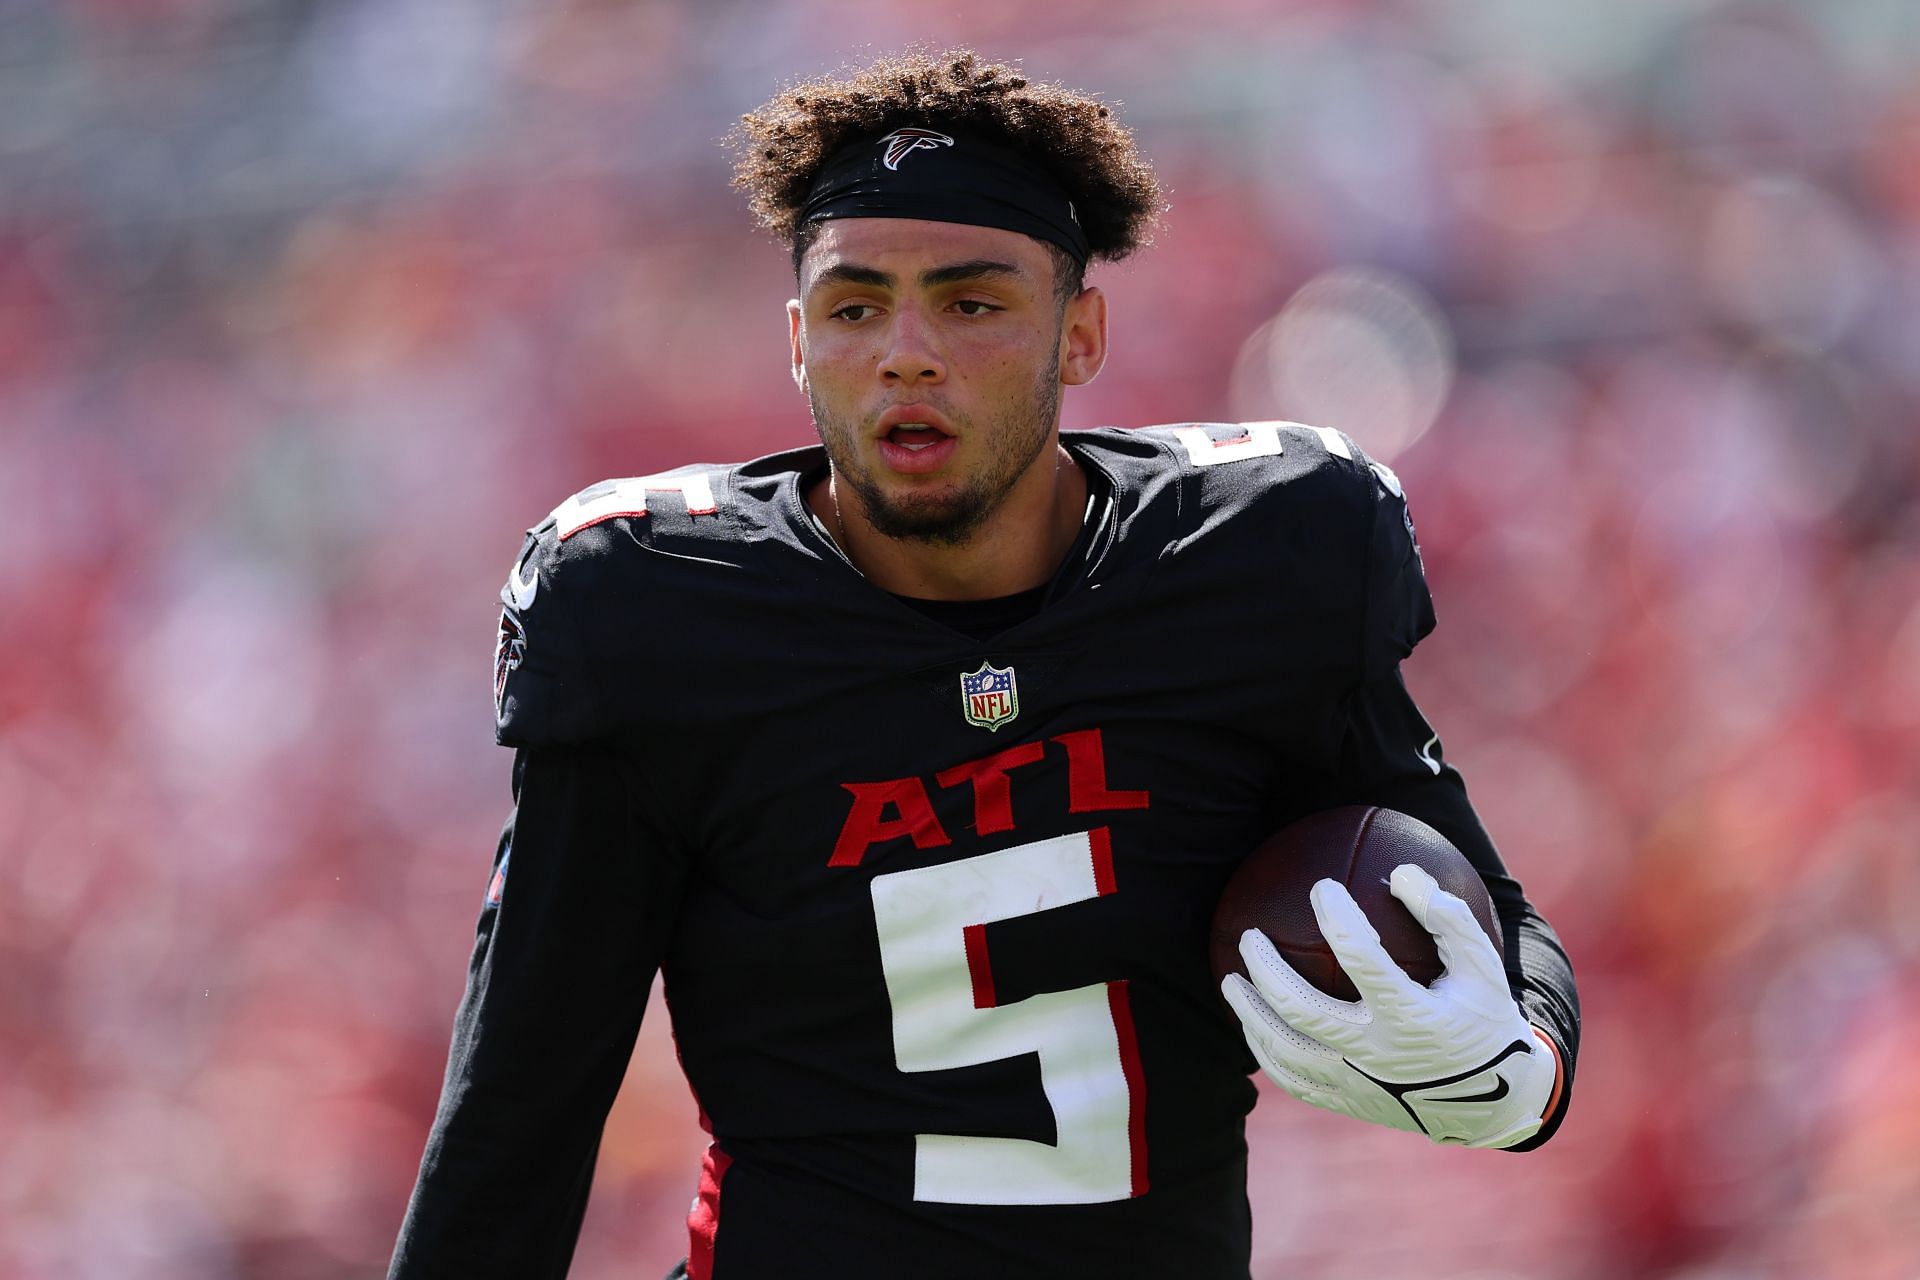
{"left": 2, "top": 1, "right": 1917, "bottom": 1277}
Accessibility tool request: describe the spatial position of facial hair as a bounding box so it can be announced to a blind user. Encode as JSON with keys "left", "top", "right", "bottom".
{"left": 811, "top": 357, "right": 1062, "bottom": 549}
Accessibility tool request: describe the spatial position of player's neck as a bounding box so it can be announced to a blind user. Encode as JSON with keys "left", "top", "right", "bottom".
{"left": 820, "top": 446, "right": 1089, "bottom": 601}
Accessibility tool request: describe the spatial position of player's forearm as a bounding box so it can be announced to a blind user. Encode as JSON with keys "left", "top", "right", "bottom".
{"left": 389, "top": 1110, "right": 601, "bottom": 1278}
{"left": 1435, "top": 811, "right": 1582, "bottom": 1148}
{"left": 1496, "top": 900, "right": 1579, "bottom": 1150}
{"left": 1328, "top": 688, "right": 1584, "bottom": 1148}
{"left": 391, "top": 745, "right": 680, "bottom": 1275}
{"left": 389, "top": 925, "right": 645, "bottom": 1276}
{"left": 389, "top": 934, "right": 648, "bottom": 1277}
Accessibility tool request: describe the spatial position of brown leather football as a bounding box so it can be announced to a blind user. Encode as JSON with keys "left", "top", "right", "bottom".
{"left": 1210, "top": 806, "right": 1502, "bottom": 1002}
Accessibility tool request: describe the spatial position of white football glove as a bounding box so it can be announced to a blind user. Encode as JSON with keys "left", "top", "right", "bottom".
{"left": 1221, "top": 863, "right": 1559, "bottom": 1149}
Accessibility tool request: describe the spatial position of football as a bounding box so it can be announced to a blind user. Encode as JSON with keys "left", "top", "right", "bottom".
{"left": 1210, "top": 806, "right": 1502, "bottom": 1002}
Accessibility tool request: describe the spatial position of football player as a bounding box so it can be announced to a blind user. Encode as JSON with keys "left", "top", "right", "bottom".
{"left": 389, "top": 49, "right": 1579, "bottom": 1280}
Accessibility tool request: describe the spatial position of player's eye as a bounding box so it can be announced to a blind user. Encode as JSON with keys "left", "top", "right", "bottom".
{"left": 829, "top": 303, "right": 877, "bottom": 322}
{"left": 953, "top": 299, "right": 1001, "bottom": 316}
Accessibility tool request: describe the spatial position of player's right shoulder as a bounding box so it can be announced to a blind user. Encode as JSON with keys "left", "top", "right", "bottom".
{"left": 507, "top": 469, "right": 724, "bottom": 620}
{"left": 491, "top": 449, "right": 838, "bottom": 746}
{"left": 491, "top": 467, "right": 731, "bottom": 748}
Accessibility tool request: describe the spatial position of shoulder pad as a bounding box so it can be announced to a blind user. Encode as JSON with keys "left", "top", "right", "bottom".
{"left": 1137, "top": 418, "right": 1415, "bottom": 514}
{"left": 1125, "top": 420, "right": 1434, "bottom": 675}
{"left": 495, "top": 466, "right": 728, "bottom": 747}
{"left": 491, "top": 457, "right": 814, "bottom": 746}
{"left": 1118, "top": 420, "right": 1379, "bottom": 533}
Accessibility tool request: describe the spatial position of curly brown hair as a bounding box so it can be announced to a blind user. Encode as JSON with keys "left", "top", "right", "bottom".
{"left": 730, "top": 50, "right": 1162, "bottom": 295}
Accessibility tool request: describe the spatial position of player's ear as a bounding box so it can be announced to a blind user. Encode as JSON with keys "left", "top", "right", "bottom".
{"left": 787, "top": 297, "right": 807, "bottom": 396}
{"left": 1059, "top": 285, "right": 1107, "bottom": 387}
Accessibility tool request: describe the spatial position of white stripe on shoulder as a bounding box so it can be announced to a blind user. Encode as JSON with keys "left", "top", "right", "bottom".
{"left": 1308, "top": 426, "right": 1353, "bottom": 460}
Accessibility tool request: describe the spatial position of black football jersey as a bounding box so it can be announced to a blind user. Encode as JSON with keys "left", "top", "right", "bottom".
{"left": 389, "top": 424, "right": 1580, "bottom": 1280}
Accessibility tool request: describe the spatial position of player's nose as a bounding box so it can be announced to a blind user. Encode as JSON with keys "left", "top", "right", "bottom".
{"left": 877, "top": 307, "right": 945, "bottom": 385}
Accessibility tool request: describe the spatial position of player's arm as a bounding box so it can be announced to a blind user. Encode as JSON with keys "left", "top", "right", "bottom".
{"left": 389, "top": 743, "right": 685, "bottom": 1277}
{"left": 1227, "top": 438, "right": 1579, "bottom": 1149}
{"left": 1335, "top": 450, "right": 1579, "bottom": 1146}
{"left": 391, "top": 527, "right": 689, "bottom": 1276}
{"left": 1326, "top": 670, "right": 1578, "bottom": 1148}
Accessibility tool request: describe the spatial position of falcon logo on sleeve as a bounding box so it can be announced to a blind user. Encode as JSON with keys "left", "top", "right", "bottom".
{"left": 494, "top": 608, "right": 526, "bottom": 716}
{"left": 494, "top": 548, "right": 539, "bottom": 717}
{"left": 879, "top": 128, "right": 955, "bottom": 170}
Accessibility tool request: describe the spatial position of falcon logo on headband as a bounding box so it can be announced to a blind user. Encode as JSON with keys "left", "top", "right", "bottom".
{"left": 878, "top": 128, "right": 955, "bottom": 171}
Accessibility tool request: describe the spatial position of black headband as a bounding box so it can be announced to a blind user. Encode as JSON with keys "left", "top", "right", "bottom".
{"left": 800, "top": 128, "right": 1090, "bottom": 266}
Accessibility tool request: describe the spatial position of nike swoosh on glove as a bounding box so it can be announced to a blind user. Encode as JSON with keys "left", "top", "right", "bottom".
{"left": 1220, "top": 863, "right": 1558, "bottom": 1149}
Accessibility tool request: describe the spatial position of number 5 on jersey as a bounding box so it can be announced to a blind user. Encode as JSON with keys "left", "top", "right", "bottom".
{"left": 869, "top": 828, "right": 1147, "bottom": 1205}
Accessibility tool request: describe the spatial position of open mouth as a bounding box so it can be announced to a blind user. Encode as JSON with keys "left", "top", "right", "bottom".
{"left": 875, "top": 415, "right": 959, "bottom": 474}
{"left": 886, "top": 424, "right": 947, "bottom": 452}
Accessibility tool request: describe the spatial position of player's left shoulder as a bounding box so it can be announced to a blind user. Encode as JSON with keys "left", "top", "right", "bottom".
{"left": 1110, "top": 420, "right": 1410, "bottom": 541}
{"left": 1109, "top": 421, "right": 1435, "bottom": 670}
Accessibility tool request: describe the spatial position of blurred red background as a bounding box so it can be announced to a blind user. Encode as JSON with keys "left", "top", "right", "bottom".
{"left": 3, "top": 2, "right": 1918, "bottom": 1277}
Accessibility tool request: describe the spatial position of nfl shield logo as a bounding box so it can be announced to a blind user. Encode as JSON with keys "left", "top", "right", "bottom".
{"left": 960, "top": 660, "right": 1020, "bottom": 731}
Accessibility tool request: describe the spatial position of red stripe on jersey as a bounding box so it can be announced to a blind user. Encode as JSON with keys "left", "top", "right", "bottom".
{"left": 1089, "top": 827, "right": 1116, "bottom": 897}
{"left": 687, "top": 1142, "right": 733, "bottom": 1280}
{"left": 963, "top": 922, "right": 996, "bottom": 1008}
{"left": 1106, "top": 979, "right": 1149, "bottom": 1197}
{"left": 563, "top": 508, "right": 650, "bottom": 539}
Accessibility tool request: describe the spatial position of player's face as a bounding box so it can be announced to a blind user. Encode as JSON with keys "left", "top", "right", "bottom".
{"left": 789, "top": 219, "right": 1105, "bottom": 547}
